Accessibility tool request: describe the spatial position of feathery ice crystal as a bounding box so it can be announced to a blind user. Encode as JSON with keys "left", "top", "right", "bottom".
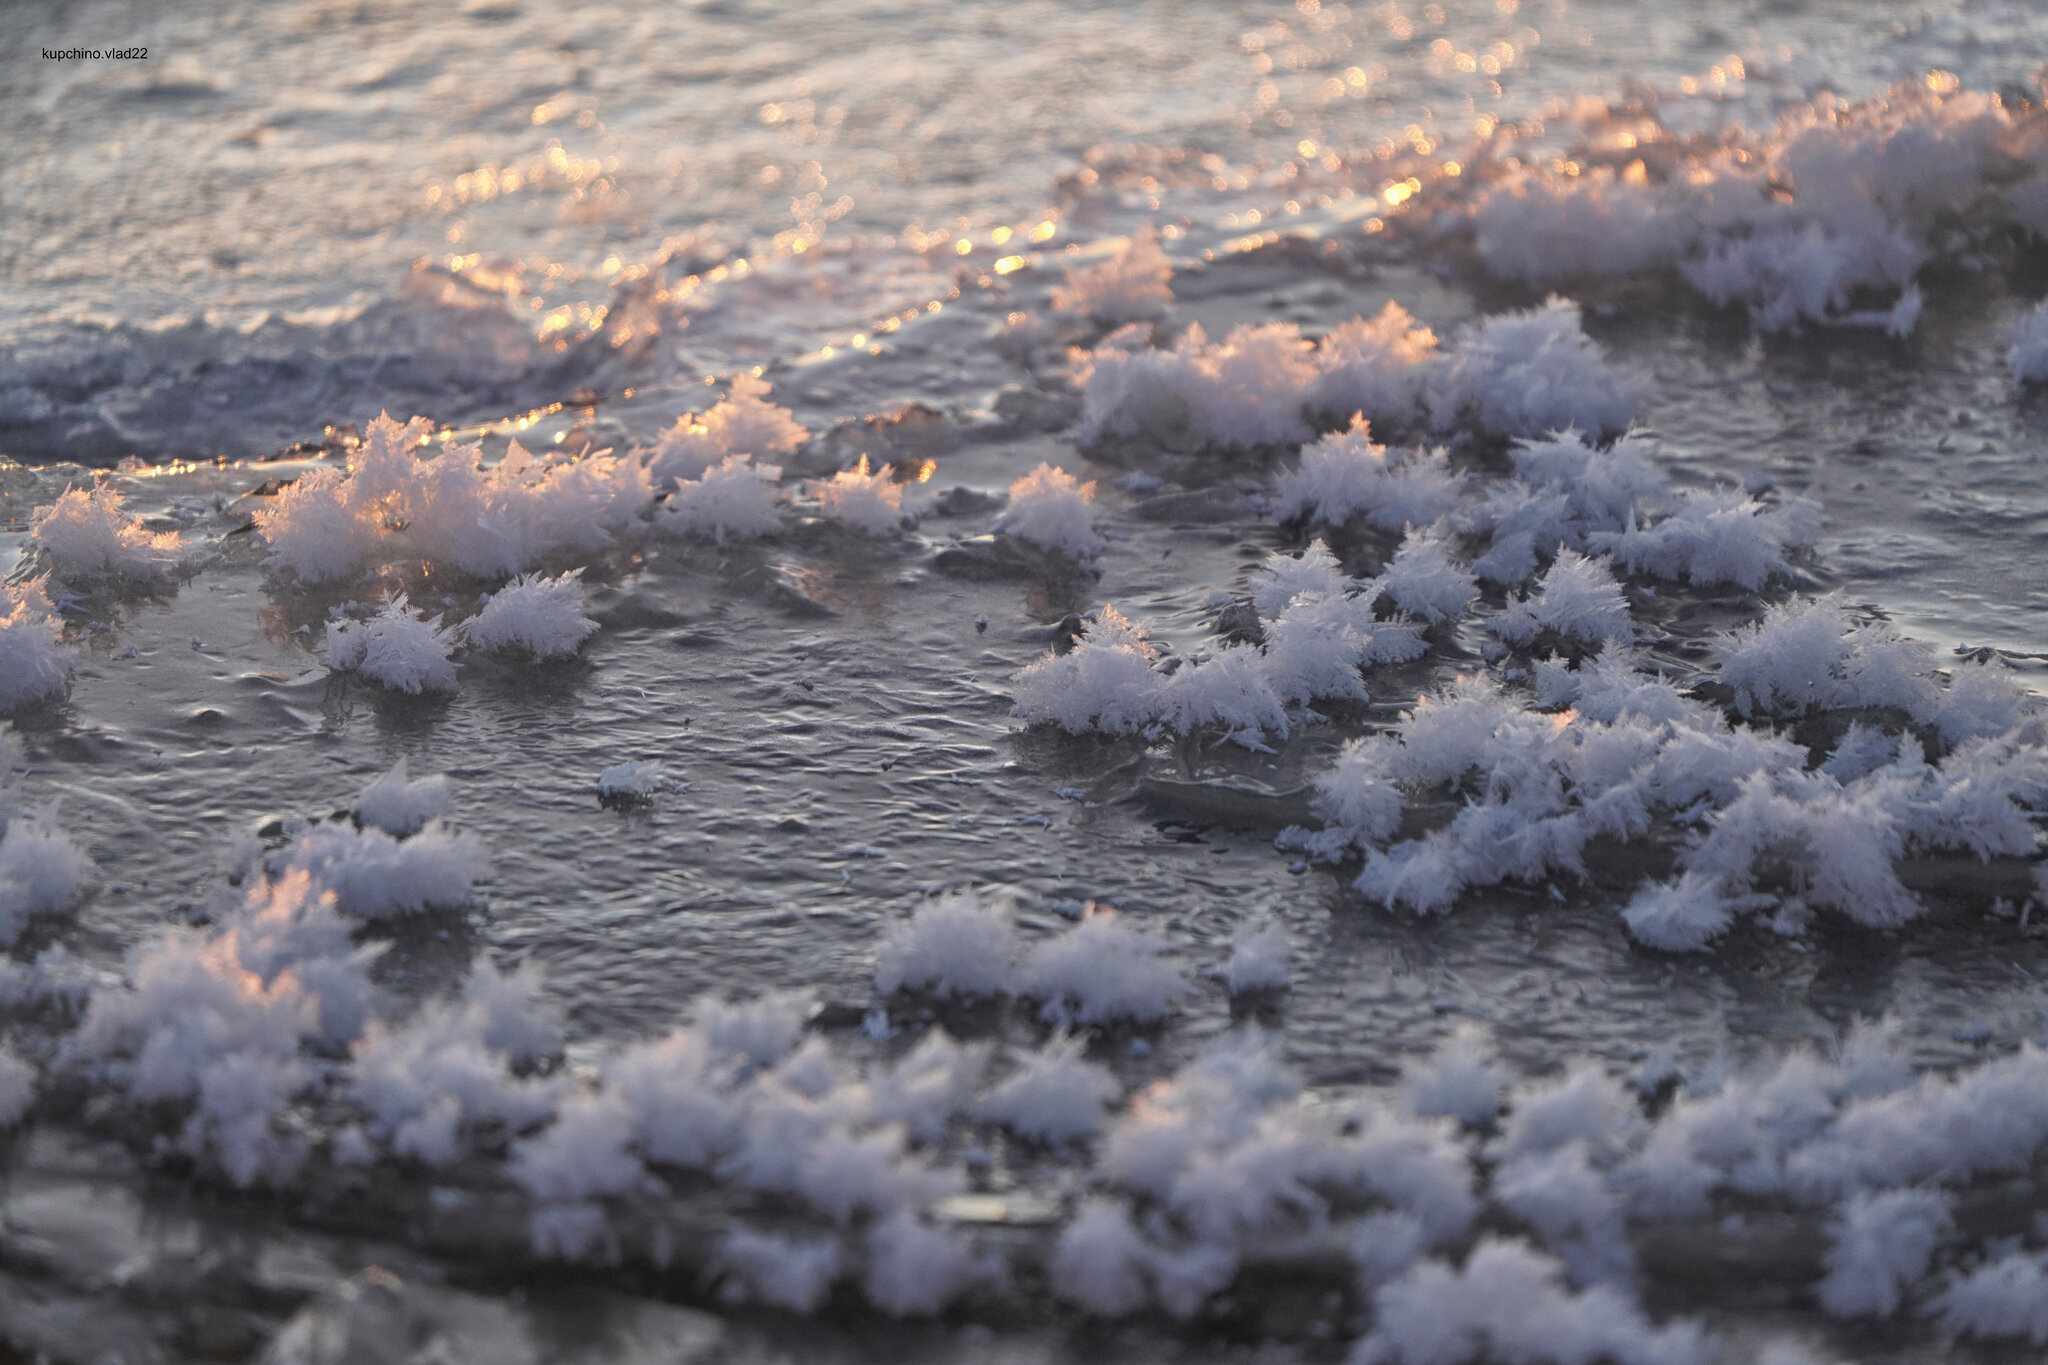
{"left": 1430, "top": 298, "right": 1640, "bottom": 438}
{"left": 464, "top": 569, "right": 600, "bottom": 659}
{"left": 30, "top": 485, "right": 184, "bottom": 580}
{"left": 1051, "top": 226, "right": 1176, "bottom": 324}
{"left": 354, "top": 758, "right": 452, "bottom": 836}
{"left": 993, "top": 462, "right": 1101, "bottom": 558}
{"left": 875, "top": 889, "right": 1016, "bottom": 999}
{"left": 324, "top": 594, "right": 461, "bottom": 694}
{"left": 807, "top": 455, "right": 905, "bottom": 534}
{"left": 256, "top": 415, "right": 650, "bottom": 582}
{"left": 0, "top": 580, "right": 73, "bottom": 712}
{"left": 1269, "top": 416, "right": 1463, "bottom": 531}
{"left": 659, "top": 454, "right": 784, "bottom": 543}
{"left": 647, "top": 373, "right": 809, "bottom": 483}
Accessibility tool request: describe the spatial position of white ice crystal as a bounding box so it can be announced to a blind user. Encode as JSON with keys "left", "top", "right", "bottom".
{"left": 2011, "top": 297, "right": 2048, "bottom": 384}
{"left": 1376, "top": 522, "right": 1478, "bottom": 625}
{"left": 1075, "top": 321, "right": 1318, "bottom": 451}
{"left": 697, "top": 989, "right": 812, "bottom": 1068}
{"left": 1019, "top": 910, "right": 1182, "bottom": 1025}
{"left": 658, "top": 454, "right": 784, "bottom": 543}
{"left": 465, "top": 569, "right": 600, "bottom": 659}
{"left": 508, "top": 1089, "right": 643, "bottom": 1205}
{"left": 1308, "top": 302, "right": 1441, "bottom": 429}
{"left": 254, "top": 466, "right": 383, "bottom": 584}
{"left": 977, "top": 1032, "right": 1120, "bottom": 1142}
{"left": 257, "top": 415, "right": 650, "bottom": 582}
{"left": 0, "top": 806, "right": 92, "bottom": 947}
{"left": 272, "top": 819, "right": 486, "bottom": 919}
{"left": 1223, "top": 918, "right": 1290, "bottom": 994}
{"left": 874, "top": 888, "right": 1016, "bottom": 999}
{"left": 1621, "top": 871, "right": 1775, "bottom": 952}
{"left": 30, "top": 485, "right": 183, "bottom": 579}
{"left": 0, "top": 580, "right": 74, "bottom": 711}
{"left": 993, "top": 462, "right": 1101, "bottom": 558}
{"left": 1403, "top": 1024, "right": 1508, "bottom": 1126}
{"left": 807, "top": 454, "right": 905, "bottom": 534}
{"left": 1309, "top": 735, "right": 1407, "bottom": 846}
{"left": 1269, "top": 416, "right": 1463, "bottom": 530}
{"left": 0, "top": 1045, "right": 35, "bottom": 1127}
{"left": 1495, "top": 1063, "right": 1646, "bottom": 1168}
{"left": 1011, "top": 604, "right": 1165, "bottom": 735}
{"left": 401, "top": 437, "right": 650, "bottom": 578}
{"left": 1472, "top": 162, "right": 1687, "bottom": 286}
{"left": 1597, "top": 490, "right": 1821, "bottom": 591}
{"left": 1353, "top": 1238, "right": 1709, "bottom": 1365}
{"left": 1259, "top": 588, "right": 1423, "bottom": 706}
{"left": 324, "top": 594, "right": 460, "bottom": 694}
{"left": 1052, "top": 227, "right": 1176, "bottom": 323}
{"left": 648, "top": 373, "right": 809, "bottom": 483}
{"left": 1155, "top": 645, "right": 1290, "bottom": 747}
{"left": 1430, "top": 298, "right": 1640, "bottom": 438}
{"left": 1935, "top": 1250, "right": 2048, "bottom": 1343}
{"left": 1715, "top": 596, "right": 1937, "bottom": 718}
{"left": 1493, "top": 1139, "right": 1635, "bottom": 1285}
{"left": 1051, "top": 1197, "right": 1154, "bottom": 1316}
{"left": 354, "top": 986, "right": 563, "bottom": 1168}
{"left": 68, "top": 871, "right": 378, "bottom": 1186}
{"left": 1491, "top": 550, "right": 1633, "bottom": 647}
{"left": 1250, "top": 539, "right": 1354, "bottom": 620}
{"left": 1815, "top": 1187, "right": 1950, "bottom": 1317}
{"left": 869, "top": 1029, "right": 988, "bottom": 1142}
{"left": 862, "top": 1211, "right": 999, "bottom": 1316}
{"left": 596, "top": 760, "right": 663, "bottom": 799}
{"left": 1459, "top": 81, "right": 2014, "bottom": 335}
{"left": 354, "top": 758, "right": 452, "bottom": 836}
{"left": 714, "top": 1229, "right": 842, "bottom": 1312}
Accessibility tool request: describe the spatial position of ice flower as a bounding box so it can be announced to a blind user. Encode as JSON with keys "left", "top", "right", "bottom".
{"left": 464, "top": 569, "right": 600, "bottom": 659}
{"left": 660, "top": 454, "right": 784, "bottom": 542}
{"left": 1269, "top": 416, "right": 1463, "bottom": 530}
{"left": 1019, "top": 910, "right": 1182, "bottom": 1024}
{"left": 30, "top": 485, "right": 184, "bottom": 580}
{"left": 648, "top": 373, "right": 809, "bottom": 483}
{"left": 324, "top": 594, "right": 460, "bottom": 694}
{"left": 993, "top": 462, "right": 1101, "bottom": 558}
{"left": 0, "top": 580, "right": 73, "bottom": 711}
{"left": 1052, "top": 227, "right": 1175, "bottom": 323}
{"left": 808, "top": 455, "right": 905, "bottom": 534}
{"left": 1430, "top": 298, "right": 1640, "bottom": 438}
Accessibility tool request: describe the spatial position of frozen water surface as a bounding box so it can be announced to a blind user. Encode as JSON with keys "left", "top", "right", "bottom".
{"left": 8, "top": 0, "right": 2048, "bottom": 1361}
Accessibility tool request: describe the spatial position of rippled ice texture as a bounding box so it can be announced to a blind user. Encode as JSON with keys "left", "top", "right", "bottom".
{"left": 8, "top": 0, "right": 2048, "bottom": 1362}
